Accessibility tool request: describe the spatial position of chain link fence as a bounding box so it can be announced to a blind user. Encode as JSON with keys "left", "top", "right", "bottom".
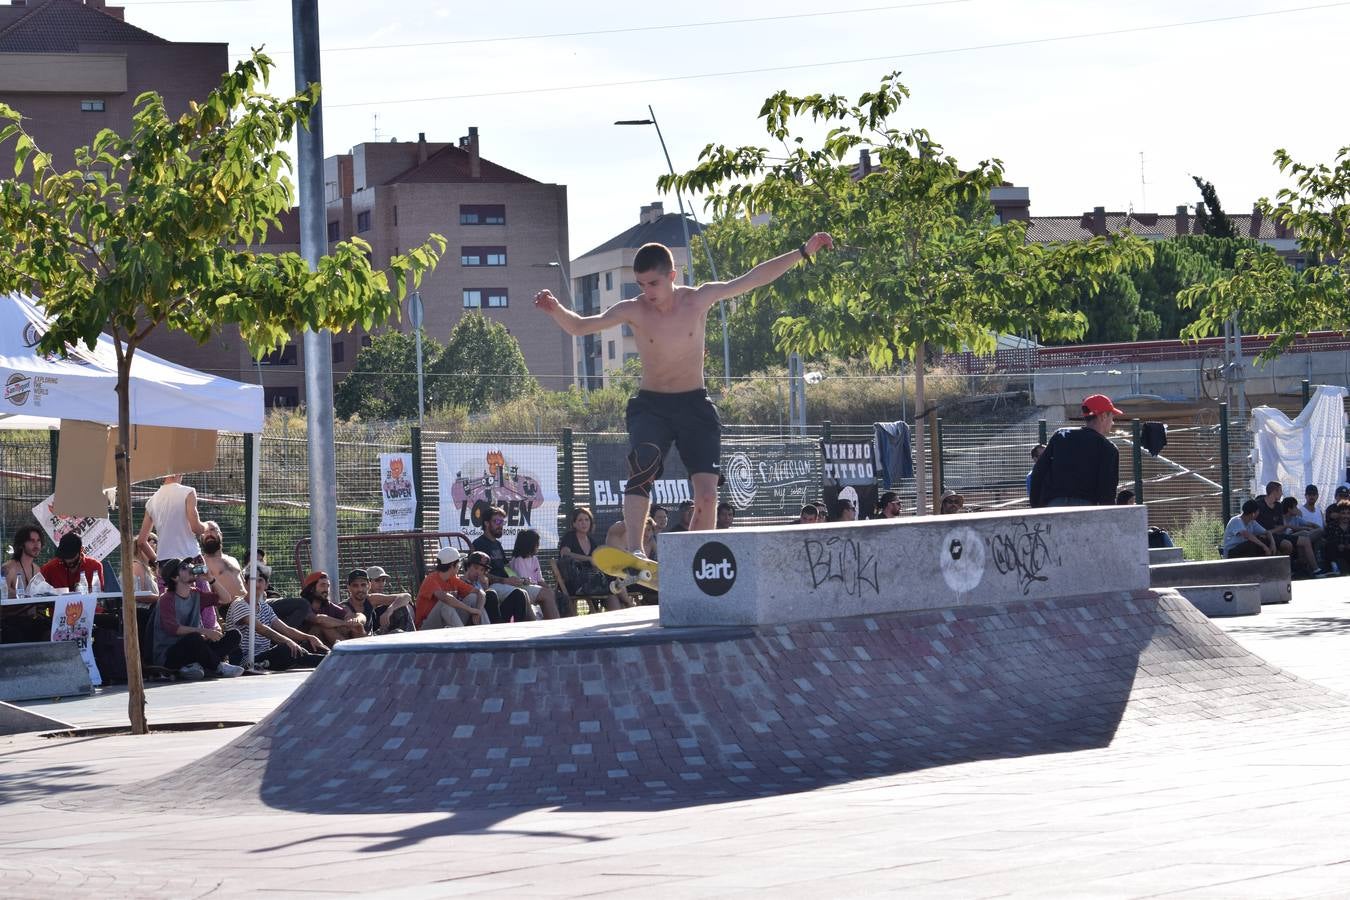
{"left": 1, "top": 401, "right": 1344, "bottom": 596}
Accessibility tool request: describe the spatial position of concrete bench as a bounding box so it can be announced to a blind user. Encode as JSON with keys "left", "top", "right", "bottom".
{"left": 1170, "top": 583, "right": 1261, "bottom": 618}
{"left": 1149, "top": 556, "right": 1291, "bottom": 605}
{"left": 0, "top": 640, "right": 92, "bottom": 702}
{"left": 659, "top": 505, "right": 1149, "bottom": 627}
{"left": 1149, "top": 546, "right": 1184, "bottom": 564}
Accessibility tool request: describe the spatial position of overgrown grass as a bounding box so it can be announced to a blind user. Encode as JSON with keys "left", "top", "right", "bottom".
{"left": 1175, "top": 510, "right": 1224, "bottom": 561}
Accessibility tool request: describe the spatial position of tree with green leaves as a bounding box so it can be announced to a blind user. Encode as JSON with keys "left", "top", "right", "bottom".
{"left": 335, "top": 329, "right": 445, "bottom": 420}
{"left": 1192, "top": 176, "right": 1239, "bottom": 239}
{"left": 1180, "top": 147, "right": 1350, "bottom": 360}
{"left": 663, "top": 72, "right": 1151, "bottom": 512}
{"left": 0, "top": 53, "right": 444, "bottom": 733}
{"left": 428, "top": 313, "right": 537, "bottom": 414}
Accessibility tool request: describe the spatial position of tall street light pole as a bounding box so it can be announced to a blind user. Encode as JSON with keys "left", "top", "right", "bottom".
{"left": 293, "top": 0, "right": 339, "bottom": 578}
{"left": 616, "top": 106, "right": 732, "bottom": 388}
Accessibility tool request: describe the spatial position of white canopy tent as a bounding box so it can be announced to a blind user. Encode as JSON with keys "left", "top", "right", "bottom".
{"left": 0, "top": 294, "right": 267, "bottom": 665}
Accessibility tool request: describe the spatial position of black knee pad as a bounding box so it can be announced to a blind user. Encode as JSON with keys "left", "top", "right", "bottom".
{"left": 624, "top": 443, "right": 665, "bottom": 497}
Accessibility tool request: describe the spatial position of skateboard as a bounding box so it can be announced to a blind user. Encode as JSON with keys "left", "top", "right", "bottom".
{"left": 593, "top": 546, "right": 660, "bottom": 594}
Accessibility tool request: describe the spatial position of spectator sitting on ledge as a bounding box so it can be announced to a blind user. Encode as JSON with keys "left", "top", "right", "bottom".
{"left": 415, "top": 546, "right": 487, "bottom": 629}
{"left": 152, "top": 557, "right": 243, "bottom": 680}
{"left": 876, "top": 491, "right": 902, "bottom": 519}
{"left": 1223, "top": 500, "right": 1278, "bottom": 559}
{"left": 360, "top": 565, "right": 417, "bottom": 633}
{"left": 939, "top": 491, "right": 965, "bottom": 515}
{"left": 226, "top": 563, "right": 327, "bottom": 670}
{"left": 298, "top": 571, "right": 367, "bottom": 644}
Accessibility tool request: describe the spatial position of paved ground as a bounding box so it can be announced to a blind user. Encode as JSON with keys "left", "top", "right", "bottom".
{"left": 2, "top": 579, "right": 1349, "bottom": 898}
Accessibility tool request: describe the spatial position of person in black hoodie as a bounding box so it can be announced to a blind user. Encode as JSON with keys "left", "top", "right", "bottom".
{"left": 1029, "top": 395, "right": 1122, "bottom": 508}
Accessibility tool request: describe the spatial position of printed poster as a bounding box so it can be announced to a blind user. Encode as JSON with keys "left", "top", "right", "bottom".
{"left": 586, "top": 441, "right": 690, "bottom": 534}
{"left": 378, "top": 452, "right": 416, "bottom": 532}
{"left": 822, "top": 440, "right": 878, "bottom": 519}
{"left": 436, "top": 443, "right": 559, "bottom": 550}
{"left": 32, "top": 492, "right": 120, "bottom": 561}
{"left": 50, "top": 593, "right": 101, "bottom": 686}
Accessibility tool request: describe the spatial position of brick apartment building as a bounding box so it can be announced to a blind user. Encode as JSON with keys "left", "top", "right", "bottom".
{"left": 569, "top": 202, "right": 701, "bottom": 388}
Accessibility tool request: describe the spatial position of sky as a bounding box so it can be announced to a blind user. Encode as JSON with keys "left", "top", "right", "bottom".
{"left": 122, "top": 0, "right": 1349, "bottom": 258}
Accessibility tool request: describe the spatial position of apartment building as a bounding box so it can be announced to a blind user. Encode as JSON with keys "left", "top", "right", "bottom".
{"left": 569, "top": 202, "right": 702, "bottom": 388}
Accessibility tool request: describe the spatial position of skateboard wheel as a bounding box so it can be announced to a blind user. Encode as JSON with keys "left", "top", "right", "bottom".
{"left": 639, "top": 570, "right": 653, "bottom": 581}
{"left": 609, "top": 580, "right": 623, "bottom": 594}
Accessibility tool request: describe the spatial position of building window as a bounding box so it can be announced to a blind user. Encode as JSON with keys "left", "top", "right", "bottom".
{"left": 326, "top": 221, "right": 339, "bottom": 242}
{"left": 80, "top": 99, "right": 105, "bottom": 112}
{"left": 459, "top": 203, "right": 505, "bottom": 225}
{"left": 259, "top": 344, "right": 297, "bottom": 366}
{"left": 486, "top": 289, "right": 508, "bottom": 308}
{"left": 356, "top": 210, "right": 371, "bottom": 232}
{"left": 264, "top": 386, "right": 300, "bottom": 408}
{"left": 461, "top": 246, "right": 506, "bottom": 266}
{"left": 604, "top": 272, "right": 613, "bottom": 291}
{"left": 608, "top": 340, "right": 615, "bottom": 360}
{"left": 465, "top": 288, "right": 508, "bottom": 308}
{"left": 621, "top": 324, "right": 634, "bottom": 337}
{"left": 332, "top": 340, "right": 345, "bottom": 363}
{"left": 622, "top": 282, "right": 640, "bottom": 299}
{"left": 463, "top": 289, "right": 482, "bottom": 309}
{"left": 624, "top": 352, "right": 639, "bottom": 364}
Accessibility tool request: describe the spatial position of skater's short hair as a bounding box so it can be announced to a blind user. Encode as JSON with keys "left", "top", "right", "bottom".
{"left": 633, "top": 242, "right": 675, "bottom": 275}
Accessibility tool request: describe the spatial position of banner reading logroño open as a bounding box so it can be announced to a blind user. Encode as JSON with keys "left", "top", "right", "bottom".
{"left": 435, "top": 443, "right": 560, "bottom": 551}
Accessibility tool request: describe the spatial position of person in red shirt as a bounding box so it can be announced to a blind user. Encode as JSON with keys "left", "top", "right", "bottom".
{"left": 39, "top": 533, "right": 105, "bottom": 593}
{"left": 415, "top": 546, "right": 486, "bottom": 629}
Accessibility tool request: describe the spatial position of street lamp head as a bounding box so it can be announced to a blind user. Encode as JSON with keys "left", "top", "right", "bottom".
{"left": 614, "top": 119, "right": 655, "bottom": 126}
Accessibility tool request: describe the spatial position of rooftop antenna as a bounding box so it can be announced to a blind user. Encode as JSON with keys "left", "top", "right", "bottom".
{"left": 373, "top": 113, "right": 381, "bottom": 142}
{"left": 1139, "top": 151, "right": 1148, "bottom": 211}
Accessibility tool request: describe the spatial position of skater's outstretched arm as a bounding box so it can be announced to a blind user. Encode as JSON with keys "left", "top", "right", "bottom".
{"left": 534, "top": 290, "right": 634, "bottom": 336}
{"left": 693, "top": 232, "right": 833, "bottom": 309}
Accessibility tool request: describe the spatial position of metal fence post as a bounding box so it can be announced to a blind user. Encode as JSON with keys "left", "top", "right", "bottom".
{"left": 244, "top": 432, "right": 255, "bottom": 527}
{"left": 1038, "top": 418, "right": 1047, "bottom": 446}
{"left": 47, "top": 430, "right": 58, "bottom": 493}
{"left": 1131, "top": 418, "right": 1143, "bottom": 505}
{"left": 1219, "top": 402, "right": 1231, "bottom": 522}
{"left": 560, "top": 428, "right": 575, "bottom": 517}
{"left": 1301, "top": 378, "right": 1311, "bottom": 408}
{"left": 410, "top": 426, "right": 424, "bottom": 532}
{"left": 935, "top": 417, "right": 946, "bottom": 494}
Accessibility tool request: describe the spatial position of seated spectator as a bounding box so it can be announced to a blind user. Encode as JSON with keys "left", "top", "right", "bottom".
{"left": 39, "top": 533, "right": 106, "bottom": 593}
{"left": 650, "top": 505, "right": 669, "bottom": 540}
{"left": 415, "top": 546, "right": 488, "bottom": 628}
{"left": 833, "top": 499, "right": 857, "bottom": 522}
{"left": 797, "top": 504, "right": 820, "bottom": 525}
{"left": 716, "top": 502, "right": 735, "bottom": 529}
{"left": 876, "top": 491, "right": 902, "bottom": 519}
{"left": 1223, "top": 500, "right": 1278, "bottom": 559}
{"left": 508, "top": 531, "right": 554, "bottom": 615}
{"left": 200, "top": 520, "right": 245, "bottom": 607}
{"left": 360, "top": 565, "right": 416, "bottom": 633}
{"left": 473, "top": 507, "right": 554, "bottom": 618}
{"left": 298, "top": 571, "right": 367, "bottom": 644}
{"left": 2, "top": 525, "right": 49, "bottom": 643}
{"left": 461, "top": 550, "right": 533, "bottom": 622}
{"left": 1027, "top": 444, "right": 1045, "bottom": 497}
{"left": 1254, "top": 481, "right": 1286, "bottom": 532}
{"left": 226, "top": 564, "right": 327, "bottom": 670}
{"left": 559, "top": 507, "right": 627, "bottom": 611}
{"left": 1116, "top": 489, "right": 1174, "bottom": 548}
{"left": 1278, "top": 496, "right": 1327, "bottom": 577}
{"left": 939, "top": 491, "right": 965, "bottom": 515}
{"left": 343, "top": 568, "right": 415, "bottom": 635}
{"left": 668, "top": 500, "right": 695, "bottom": 533}
{"left": 1321, "top": 499, "right": 1350, "bottom": 575}
{"left": 605, "top": 517, "right": 657, "bottom": 559}
{"left": 152, "top": 558, "right": 243, "bottom": 679}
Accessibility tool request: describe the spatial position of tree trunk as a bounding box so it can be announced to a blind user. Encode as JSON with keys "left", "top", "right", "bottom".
{"left": 913, "top": 343, "right": 927, "bottom": 517}
{"left": 116, "top": 353, "right": 148, "bottom": 735}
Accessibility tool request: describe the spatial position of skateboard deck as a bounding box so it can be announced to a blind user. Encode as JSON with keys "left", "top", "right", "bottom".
{"left": 593, "top": 546, "right": 660, "bottom": 593}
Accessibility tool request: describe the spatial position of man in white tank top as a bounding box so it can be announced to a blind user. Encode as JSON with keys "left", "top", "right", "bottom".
{"left": 137, "top": 475, "right": 207, "bottom": 565}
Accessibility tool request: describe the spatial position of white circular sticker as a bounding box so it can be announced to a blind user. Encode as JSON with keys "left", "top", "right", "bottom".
{"left": 939, "top": 526, "right": 986, "bottom": 594}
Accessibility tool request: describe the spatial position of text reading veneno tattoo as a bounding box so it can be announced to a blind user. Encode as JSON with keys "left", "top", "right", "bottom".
{"left": 990, "top": 521, "right": 1061, "bottom": 595}
{"left": 804, "top": 536, "right": 880, "bottom": 597}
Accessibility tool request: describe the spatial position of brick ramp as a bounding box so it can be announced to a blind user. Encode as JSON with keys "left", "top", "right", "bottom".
{"left": 129, "top": 588, "right": 1345, "bottom": 813}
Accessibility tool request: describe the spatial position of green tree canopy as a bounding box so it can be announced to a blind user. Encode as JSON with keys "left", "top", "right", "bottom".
{"left": 335, "top": 328, "right": 445, "bottom": 420}
{"left": 1180, "top": 146, "right": 1350, "bottom": 360}
{"left": 662, "top": 72, "right": 1150, "bottom": 510}
{"left": 0, "top": 52, "right": 444, "bottom": 731}
{"left": 429, "top": 313, "right": 537, "bottom": 414}
{"left": 1192, "top": 176, "right": 1239, "bottom": 239}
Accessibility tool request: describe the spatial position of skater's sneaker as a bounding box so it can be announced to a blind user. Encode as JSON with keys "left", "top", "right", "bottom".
{"left": 215, "top": 661, "right": 245, "bottom": 678}
{"left": 178, "top": 662, "right": 205, "bottom": 681}
{"left": 630, "top": 549, "right": 651, "bottom": 561}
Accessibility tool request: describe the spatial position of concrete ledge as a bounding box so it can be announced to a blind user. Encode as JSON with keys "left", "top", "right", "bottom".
{"left": 0, "top": 641, "right": 92, "bottom": 702}
{"left": 0, "top": 700, "right": 73, "bottom": 735}
{"left": 1149, "top": 547, "right": 1184, "bottom": 564}
{"left": 659, "top": 506, "right": 1149, "bottom": 626}
{"left": 1150, "top": 557, "right": 1292, "bottom": 605}
{"left": 1172, "top": 583, "right": 1262, "bottom": 618}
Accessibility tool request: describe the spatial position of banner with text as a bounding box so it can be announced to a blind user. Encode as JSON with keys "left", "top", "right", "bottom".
{"left": 378, "top": 452, "right": 416, "bottom": 532}
{"left": 722, "top": 440, "right": 817, "bottom": 514}
{"left": 436, "top": 443, "right": 559, "bottom": 550}
{"left": 821, "top": 440, "right": 878, "bottom": 520}
{"left": 32, "top": 493, "right": 120, "bottom": 562}
{"left": 586, "top": 441, "right": 691, "bottom": 534}
{"left": 50, "top": 593, "right": 101, "bottom": 686}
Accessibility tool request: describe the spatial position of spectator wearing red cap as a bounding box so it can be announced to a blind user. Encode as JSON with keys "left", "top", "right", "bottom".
{"left": 1029, "top": 394, "right": 1122, "bottom": 508}
{"left": 296, "top": 571, "right": 366, "bottom": 645}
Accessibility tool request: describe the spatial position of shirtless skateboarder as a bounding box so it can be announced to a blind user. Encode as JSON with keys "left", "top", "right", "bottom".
{"left": 534, "top": 233, "right": 833, "bottom": 556}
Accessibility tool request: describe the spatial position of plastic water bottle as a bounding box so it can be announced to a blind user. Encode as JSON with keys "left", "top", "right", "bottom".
{"left": 77, "top": 573, "right": 88, "bottom": 594}
{"left": 91, "top": 571, "right": 102, "bottom": 595}
{"left": 15, "top": 571, "right": 26, "bottom": 599}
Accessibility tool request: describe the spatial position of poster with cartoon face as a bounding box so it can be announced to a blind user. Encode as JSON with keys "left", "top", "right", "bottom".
{"left": 50, "top": 595, "right": 101, "bottom": 686}
{"left": 378, "top": 452, "right": 417, "bottom": 532}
